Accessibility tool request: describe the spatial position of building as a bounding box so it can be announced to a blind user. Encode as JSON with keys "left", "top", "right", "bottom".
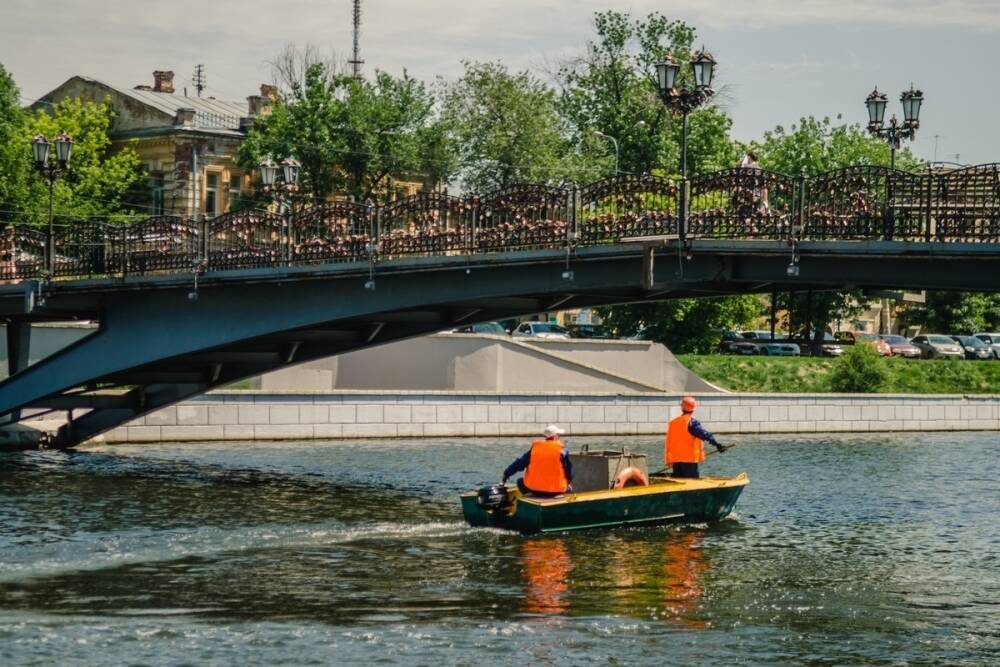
{"left": 34, "top": 70, "right": 425, "bottom": 219}
{"left": 35, "top": 70, "right": 270, "bottom": 218}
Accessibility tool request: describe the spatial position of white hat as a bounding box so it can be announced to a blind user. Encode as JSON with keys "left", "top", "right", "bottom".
{"left": 543, "top": 424, "right": 566, "bottom": 437}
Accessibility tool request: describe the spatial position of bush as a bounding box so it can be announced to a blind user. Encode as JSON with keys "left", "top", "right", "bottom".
{"left": 829, "top": 344, "right": 888, "bottom": 393}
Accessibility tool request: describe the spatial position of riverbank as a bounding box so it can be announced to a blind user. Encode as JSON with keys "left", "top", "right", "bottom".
{"left": 85, "top": 391, "right": 1000, "bottom": 444}
{"left": 677, "top": 355, "right": 1000, "bottom": 394}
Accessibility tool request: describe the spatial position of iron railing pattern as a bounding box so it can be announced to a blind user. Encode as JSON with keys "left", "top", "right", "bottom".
{"left": 3, "top": 164, "right": 1000, "bottom": 281}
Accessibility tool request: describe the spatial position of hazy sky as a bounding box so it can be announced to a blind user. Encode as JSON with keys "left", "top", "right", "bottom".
{"left": 3, "top": 0, "right": 998, "bottom": 164}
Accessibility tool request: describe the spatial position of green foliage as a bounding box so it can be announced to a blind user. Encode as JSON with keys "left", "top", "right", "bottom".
{"left": 829, "top": 343, "right": 889, "bottom": 393}
{"left": 751, "top": 115, "right": 922, "bottom": 176}
{"left": 558, "top": 10, "right": 738, "bottom": 177}
{"left": 442, "top": 61, "right": 572, "bottom": 191}
{"left": 679, "top": 355, "right": 1000, "bottom": 394}
{"left": 240, "top": 63, "right": 454, "bottom": 204}
{"left": 597, "top": 295, "right": 763, "bottom": 353}
{"left": 898, "top": 292, "right": 1000, "bottom": 334}
{"left": 0, "top": 64, "right": 31, "bottom": 222}
{"left": 0, "top": 64, "right": 144, "bottom": 225}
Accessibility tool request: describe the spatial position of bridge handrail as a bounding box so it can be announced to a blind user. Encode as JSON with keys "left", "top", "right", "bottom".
{"left": 4, "top": 163, "right": 1000, "bottom": 280}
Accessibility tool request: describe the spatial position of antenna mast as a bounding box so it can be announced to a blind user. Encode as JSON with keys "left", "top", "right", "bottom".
{"left": 192, "top": 64, "right": 206, "bottom": 97}
{"left": 348, "top": 0, "right": 364, "bottom": 79}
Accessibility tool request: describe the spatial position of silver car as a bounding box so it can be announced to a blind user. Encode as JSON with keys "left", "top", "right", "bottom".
{"left": 740, "top": 330, "right": 801, "bottom": 356}
{"left": 973, "top": 333, "right": 1000, "bottom": 359}
{"left": 512, "top": 322, "right": 571, "bottom": 340}
{"left": 910, "top": 334, "right": 964, "bottom": 359}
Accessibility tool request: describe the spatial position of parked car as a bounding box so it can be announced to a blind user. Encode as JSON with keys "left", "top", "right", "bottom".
{"left": 718, "top": 331, "right": 758, "bottom": 355}
{"left": 449, "top": 321, "right": 508, "bottom": 335}
{"left": 910, "top": 334, "right": 964, "bottom": 359}
{"left": 835, "top": 331, "right": 892, "bottom": 356}
{"left": 512, "top": 322, "right": 572, "bottom": 339}
{"left": 739, "top": 330, "right": 800, "bottom": 356}
{"left": 973, "top": 333, "right": 1000, "bottom": 359}
{"left": 950, "top": 335, "right": 994, "bottom": 360}
{"left": 567, "top": 324, "right": 615, "bottom": 339}
{"left": 793, "top": 331, "right": 844, "bottom": 357}
{"left": 880, "top": 334, "right": 922, "bottom": 358}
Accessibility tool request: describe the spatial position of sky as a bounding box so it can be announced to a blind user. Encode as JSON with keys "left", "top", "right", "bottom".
{"left": 3, "top": 0, "right": 998, "bottom": 164}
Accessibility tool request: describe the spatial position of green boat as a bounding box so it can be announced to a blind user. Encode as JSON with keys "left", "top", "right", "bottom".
{"left": 461, "top": 472, "right": 749, "bottom": 534}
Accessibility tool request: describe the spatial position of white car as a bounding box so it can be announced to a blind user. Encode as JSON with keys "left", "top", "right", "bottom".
{"left": 973, "top": 333, "right": 1000, "bottom": 359}
{"left": 739, "top": 330, "right": 800, "bottom": 356}
{"left": 512, "top": 322, "right": 571, "bottom": 339}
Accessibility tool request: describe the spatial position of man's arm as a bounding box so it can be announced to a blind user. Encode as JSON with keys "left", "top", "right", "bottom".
{"left": 688, "top": 417, "right": 724, "bottom": 450}
{"left": 561, "top": 449, "right": 573, "bottom": 483}
{"left": 502, "top": 451, "right": 531, "bottom": 482}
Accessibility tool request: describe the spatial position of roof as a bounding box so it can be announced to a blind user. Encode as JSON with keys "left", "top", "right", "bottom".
{"left": 41, "top": 76, "right": 249, "bottom": 131}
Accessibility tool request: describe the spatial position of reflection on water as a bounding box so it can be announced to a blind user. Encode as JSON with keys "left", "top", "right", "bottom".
{"left": 0, "top": 433, "right": 998, "bottom": 664}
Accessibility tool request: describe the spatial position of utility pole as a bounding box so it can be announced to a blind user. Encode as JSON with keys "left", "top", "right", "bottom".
{"left": 192, "top": 64, "right": 206, "bottom": 97}
{"left": 348, "top": 0, "right": 364, "bottom": 79}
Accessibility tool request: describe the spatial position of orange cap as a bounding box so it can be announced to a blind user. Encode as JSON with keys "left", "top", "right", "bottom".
{"left": 681, "top": 395, "right": 697, "bottom": 412}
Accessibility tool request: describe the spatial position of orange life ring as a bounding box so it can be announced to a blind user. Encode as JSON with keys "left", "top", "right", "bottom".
{"left": 613, "top": 467, "right": 649, "bottom": 490}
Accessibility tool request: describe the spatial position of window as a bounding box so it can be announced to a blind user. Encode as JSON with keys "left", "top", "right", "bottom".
{"left": 151, "top": 173, "right": 165, "bottom": 216}
{"left": 228, "top": 172, "right": 242, "bottom": 212}
{"left": 205, "top": 173, "right": 219, "bottom": 217}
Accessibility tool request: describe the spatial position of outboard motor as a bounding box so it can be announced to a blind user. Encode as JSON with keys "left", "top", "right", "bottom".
{"left": 476, "top": 484, "right": 511, "bottom": 511}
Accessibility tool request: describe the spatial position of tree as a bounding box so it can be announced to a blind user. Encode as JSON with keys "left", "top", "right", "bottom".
{"left": 597, "top": 296, "right": 763, "bottom": 354}
{"left": 557, "top": 10, "right": 738, "bottom": 177}
{"left": 0, "top": 64, "right": 31, "bottom": 224}
{"left": 442, "top": 61, "right": 572, "bottom": 192}
{"left": 751, "top": 115, "right": 921, "bottom": 176}
{"left": 898, "top": 292, "right": 1000, "bottom": 334}
{"left": 0, "top": 63, "right": 144, "bottom": 228}
{"left": 240, "top": 63, "right": 455, "bottom": 205}
{"left": 750, "top": 116, "right": 925, "bottom": 352}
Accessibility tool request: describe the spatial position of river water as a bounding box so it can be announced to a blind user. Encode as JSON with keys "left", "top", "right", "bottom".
{"left": 1, "top": 432, "right": 998, "bottom": 665}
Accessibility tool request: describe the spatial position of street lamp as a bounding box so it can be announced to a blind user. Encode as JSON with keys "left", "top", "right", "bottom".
{"left": 593, "top": 130, "right": 619, "bottom": 176}
{"left": 32, "top": 132, "right": 74, "bottom": 273}
{"left": 656, "top": 47, "right": 717, "bottom": 179}
{"left": 259, "top": 157, "right": 301, "bottom": 264}
{"left": 865, "top": 85, "right": 924, "bottom": 169}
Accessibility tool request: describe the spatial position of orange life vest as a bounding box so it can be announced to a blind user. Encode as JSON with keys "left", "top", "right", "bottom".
{"left": 665, "top": 413, "right": 704, "bottom": 465}
{"left": 522, "top": 438, "right": 569, "bottom": 493}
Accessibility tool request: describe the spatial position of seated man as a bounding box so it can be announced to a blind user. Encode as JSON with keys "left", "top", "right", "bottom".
{"left": 502, "top": 424, "right": 573, "bottom": 497}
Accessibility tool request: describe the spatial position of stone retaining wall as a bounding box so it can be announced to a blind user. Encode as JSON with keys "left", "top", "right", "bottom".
{"left": 97, "top": 392, "right": 1000, "bottom": 443}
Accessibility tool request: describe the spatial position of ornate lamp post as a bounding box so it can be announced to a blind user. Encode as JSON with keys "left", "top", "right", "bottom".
{"left": 655, "top": 48, "right": 717, "bottom": 179}
{"left": 865, "top": 85, "right": 924, "bottom": 169}
{"left": 259, "top": 157, "right": 301, "bottom": 264}
{"left": 32, "top": 133, "right": 74, "bottom": 273}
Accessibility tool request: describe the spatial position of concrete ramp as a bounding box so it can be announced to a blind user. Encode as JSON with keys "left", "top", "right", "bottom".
{"left": 260, "top": 333, "right": 720, "bottom": 394}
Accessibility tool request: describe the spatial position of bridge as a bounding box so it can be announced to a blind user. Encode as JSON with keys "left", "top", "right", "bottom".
{"left": 1, "top": 165, "right": 999, "bottom": 447}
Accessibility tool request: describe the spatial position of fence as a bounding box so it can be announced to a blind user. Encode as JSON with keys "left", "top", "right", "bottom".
{"left": 2, "top": 165, "right": 999, "bottom": 281}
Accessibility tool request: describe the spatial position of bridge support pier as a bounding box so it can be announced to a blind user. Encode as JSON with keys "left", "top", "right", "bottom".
{"left": 3, "top": 320, "right": 30, "bottom": 424}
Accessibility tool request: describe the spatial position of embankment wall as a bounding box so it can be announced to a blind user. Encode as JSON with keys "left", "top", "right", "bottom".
{"left": 94, "top": 392, "right": 1000, "bottom": 443}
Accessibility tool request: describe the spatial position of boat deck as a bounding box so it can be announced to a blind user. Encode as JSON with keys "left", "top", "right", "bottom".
{"left": 518, "top": 473, "right": 749, "bottom": 506}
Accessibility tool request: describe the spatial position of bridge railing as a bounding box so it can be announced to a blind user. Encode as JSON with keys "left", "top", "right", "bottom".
{"left": 3, "top": 164, "right": 1000, "bottom": 282}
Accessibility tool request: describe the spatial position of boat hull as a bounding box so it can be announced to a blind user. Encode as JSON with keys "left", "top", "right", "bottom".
{"left": 461, "top": 474, "right": 748, "bottom": 534}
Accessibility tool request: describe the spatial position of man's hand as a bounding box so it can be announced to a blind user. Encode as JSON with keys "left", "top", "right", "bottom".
{"left": 715, "top": 444, "right": 730, "bottom": 453}
{"left": 501, "top": 475, "right": 509, "bottom": 484}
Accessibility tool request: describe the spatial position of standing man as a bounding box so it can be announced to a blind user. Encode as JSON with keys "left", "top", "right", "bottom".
{"left": 502, "top": 424, "right": 573, "bottom": 497}
{"left": 665, "top": 396, "right": 728, "bottom": 479}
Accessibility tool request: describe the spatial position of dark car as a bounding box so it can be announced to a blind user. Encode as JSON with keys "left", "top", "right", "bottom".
{"left": 718, "top": 331, "right": 758, "bottom": 355}
{"left": 568, "top": 324, "right": 615, "bottom": 339}
{"left": 880, "top": 334, "right": 922, "bottom": 358}
{"left": 450, "top": 322, "right": 508, "bottom": 335}
{"left": 950, "top": 335, "right": 994, "bottom": 360}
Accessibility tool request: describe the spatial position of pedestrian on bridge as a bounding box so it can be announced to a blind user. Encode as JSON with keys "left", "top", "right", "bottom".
{"left": 502, "top": 424, "right": 573, "bottom": 497}
{"left": 665, "top": 396, "right": 729, "bottom": 479}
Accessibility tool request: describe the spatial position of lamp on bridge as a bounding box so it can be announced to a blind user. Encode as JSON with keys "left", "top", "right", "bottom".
{"left": 655, "top": 47, "right": 716, "bottom": 179}
{"left": 258, "top": 157, "right": 301, "bottom": 264}
{"left": 31, "top": 132, "right": 74, "bottom": 275}
{"left": 865, "top": 85, "right": 924, "bottom": 169}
